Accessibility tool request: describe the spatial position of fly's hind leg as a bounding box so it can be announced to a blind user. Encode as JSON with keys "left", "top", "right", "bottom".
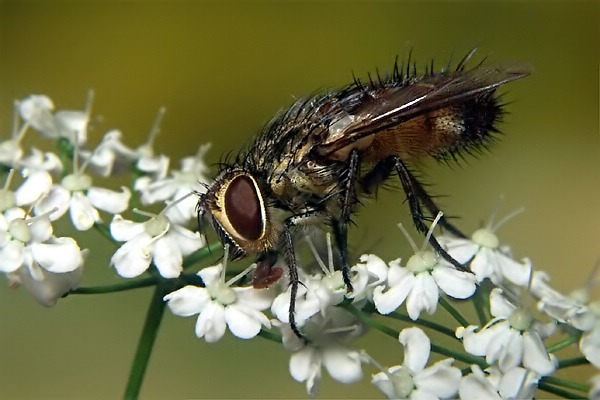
{"left": 393, "top": 157, "right": 467, "bottom": 270}
{"left": 362, "top": 157, "right": 467, "bottom": 239}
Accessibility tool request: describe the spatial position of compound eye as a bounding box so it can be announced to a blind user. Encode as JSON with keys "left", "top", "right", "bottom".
{"left": 224, "top": 175, "right": 264, "bottom": 241}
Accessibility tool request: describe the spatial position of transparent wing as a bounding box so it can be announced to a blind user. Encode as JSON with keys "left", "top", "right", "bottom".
{"left": 317, "top": 61, "right": 531, "bottom": 157}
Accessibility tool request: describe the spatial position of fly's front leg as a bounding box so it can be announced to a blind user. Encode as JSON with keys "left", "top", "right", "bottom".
{"left": 282, "top": 210, "right": 326, "bottom": 339}
{"left": 333, "top": 149, "right": 360, "bottom": 293}
{"left": 394, "top": 157, "right": 466, "bottom": 271}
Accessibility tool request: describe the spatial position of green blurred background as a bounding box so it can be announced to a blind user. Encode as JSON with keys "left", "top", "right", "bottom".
{"left": 0, "top": 1, "right": 598, "bottom": 398}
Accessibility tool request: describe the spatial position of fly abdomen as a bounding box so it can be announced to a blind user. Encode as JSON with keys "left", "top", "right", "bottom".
{"left": 431, "top": 91, "right": 502, "bottom": 161}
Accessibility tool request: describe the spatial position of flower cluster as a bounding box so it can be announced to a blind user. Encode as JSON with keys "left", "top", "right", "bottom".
{"left": 2, "top": 93, "right": 597, "bottom": 399}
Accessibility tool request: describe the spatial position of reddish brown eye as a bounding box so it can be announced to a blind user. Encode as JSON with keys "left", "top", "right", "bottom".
{"left": 224, "top": 175, "right": 263, "bottom": 240}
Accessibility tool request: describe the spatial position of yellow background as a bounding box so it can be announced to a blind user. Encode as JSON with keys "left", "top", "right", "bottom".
{"left": 0, "top": 1, "right": 598, "bottom": 398}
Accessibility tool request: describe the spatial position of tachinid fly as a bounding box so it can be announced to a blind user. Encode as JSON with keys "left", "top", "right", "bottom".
{"left": 197, "top": 49, "right": 531, "bottom": 338}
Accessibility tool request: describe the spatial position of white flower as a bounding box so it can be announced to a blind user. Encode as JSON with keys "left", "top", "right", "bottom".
{"left": 532, "top": 270, "right": 596, "bottom": 331}
{"left": 18, "top": 94, "right": 57, "bottom": 139}
{"left": 131, "top": 107, "right": 170, "bottom": 181}
{"left": 459, "top": 365, "right": 503, "bottom": 400}
{"left": 271, "top": 233, "right": 383, "bottom": 326}
{"left": 32, "top": 140, "right": 131, "bottom": 230}
{"left": 581, "top": 317, "right": 600, "bottom": 368}
{"left": 7, "top": 255, "right": 83, "bottom": 307}
{"left": 109, "top": 207, "right": 204, "bottom": 278}
{"left": 271, "top": 268, "right": 322, "bottom": 326}
{"left": 371, "top": 327, "right": 461, "bottom": 399}
{"left": 456, "top": 288, "right": 557, "bottom": 375}
{"left": 0, "top": 101, "right": 29, "bottom": 166}
{"left": 79, "top": 129, "right": 137, "bottom": 177}
{"left": 0, "top": 208, "right": 83, "bottom": 274}
{"left": 19, "top": 92, "right": 92, "bottom": 145}
{"left": 373, "top": 215, "right": 476, "bottom": 319}
{"left": 590, "top": 374, "right": 600, "bottom": 400}
{"left": 373, "top": 252, "right": 476, "bottom": 319}
{"left": 164, "top": 262, "right": 274, "bottom": 342}
{"left": 459, "top": 365, "right": 540, "bottom": 400}
{"left": 0, "top": 207, "right": 84, "bottom": 306}
{"left": 135, "top": 143, "right": 211, "bottom": 224}
{"left": 275, "top": 308, "right": 364, "bottom": 397}
{"left": 438, "top": 208, "right": 531, "bottom": 286}
{"left": 36, "top": 182, "right": 130, "bottom": 231}
{"left": 0, "top": 170, "right": 17, "bottom": 212}
{"left": 347, "top": 254, "right": 388, "bottom": 303}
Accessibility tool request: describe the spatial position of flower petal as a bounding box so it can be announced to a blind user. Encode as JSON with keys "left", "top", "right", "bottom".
{"left": 322, "top": 345, "right": 363, "bottom": 384}
{"left": 168, "top": 224, "right": 204, "bottom": 255}
{"left": 234, "top": 286, "right": 276, "bottom": 311}
{"left": 35, "top": 186, "right": 70, "bottom": 221}
{"left": 581, "top": 328, "right": 600, "bottom": 368}
{"left": 405, "top": 273, "right": 438, "bottom": 320}
{"left": 29, "top": 237, "right": 83, "bottom": 273}
{"left": 432, "top": 264, "right": 476, "bottom": 299}
{"left": 195, "top": 301, "right": 226, "bottom": 342}
{"left": 110, "top": 234, "right": 151, "bottom": 278}
{"left": 15, "top": 170, "right": 52, "bottom": 206}
{"left": 522, "top": 331, "right": 557, "bottom": 375}
{"left": 490, "top": 288, "right": 516, "bottom": 318}
{"left": 224, "top": 304, "right": 269, "bottom": 339}
{"left": 400, "top": 327, "right": 430, "bottom": 373}
{"left": 498, "top": 367, "right": 540, "bottom": 399}
{"left": 87, "top": 186, "right": 131, "bottom": 214}
{"left": 0, "top": 240, "right": 25, "bottom": 272}
{"left": 197, "top": 264, "right": 223, "bottom": 286}
{"left": 414, "top": 358, "right": 460, "bottom": 398}
{"left": 109, "top": 214, "right": 145, "bottom": 242}
{"left": 164, "top": 286, "right": 210, "bottom": 316}
{"left": 373, "top": 271, "right": 414, "bottom": 315}
{"left": 151, "top": 235, "right": 183, "bottom": 278}
{"left": 290, "top": 347, "right": 321, "bottom": 393}
{"left": 459, "top": 367, "right": 502, "bottom": 400}
{"left": 16, "top": 262, "right": 82, "bottom": 306}
{"left": 69, "top": 192, "right": 99, "bottom": 230}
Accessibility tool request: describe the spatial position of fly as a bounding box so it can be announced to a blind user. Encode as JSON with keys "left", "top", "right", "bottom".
{"left": 197, "top": 49, "right": 531, "bottom": 338}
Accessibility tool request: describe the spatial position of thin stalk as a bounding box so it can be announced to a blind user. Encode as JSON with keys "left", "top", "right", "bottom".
{"left": 340, "top": 302, "right": 487, "bottom": 368}
{"left": 537, "top": 381, "right": 587, "bottom": 399}
{"left": 547, "top": 334, "right": 581, "bottom": 353}
{"left": 123, "top": 279, "right": 174, "bottom": 399}
{"left": 258, "top": 329, "right": 282, "bottom": 343}
{"left": 71, "top": 276, "right": 158, "bottom": 294}
{"left": 557, "top": 356, "right": 589, "bottom": 369}
{"left": 439, "top": 297, "right": 469, "bottom": 327}
{"left": 385, "top": 310, "right": 457, "bottom": 339}
{"left": 542, "top": 375, "right": 589, "bottom": 393}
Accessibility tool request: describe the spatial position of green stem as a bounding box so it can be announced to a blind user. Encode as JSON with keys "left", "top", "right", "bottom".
{"left": 258, "top": 329, "right": 282, "bottom": 343}
{"left": 557, "top": 356, "right": 589, "bottom": 369}
{"left": 547, "top": 334, "right": 581, "bottom": 353}
{"left": 385, "top": 310, "right": 457, "bottom": 339}
{"left": 340, "top": 301, "right": 397, "bottom": 339}
{"left": 541, "top": 376, "right": 589, "bottom": 393}
{"left": 439, "top": 297, "right": 469, "bottom": 327}
{"left": 430, "top": 343, "right": 487, "bottom": 368}
{"left": 123, "top": 280, "right": 174, "bottom": 400}
{"left": 537, "top": 381, "right": 587, "bottom": 399}
{"left": 71, "top": 276, "right": 158, "bottom": 294}
{"left": 340, "top": 302, "right": 487, "bottom": 368}
{"left": 471, "top": 288, "right": 488, "bottom": 326}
